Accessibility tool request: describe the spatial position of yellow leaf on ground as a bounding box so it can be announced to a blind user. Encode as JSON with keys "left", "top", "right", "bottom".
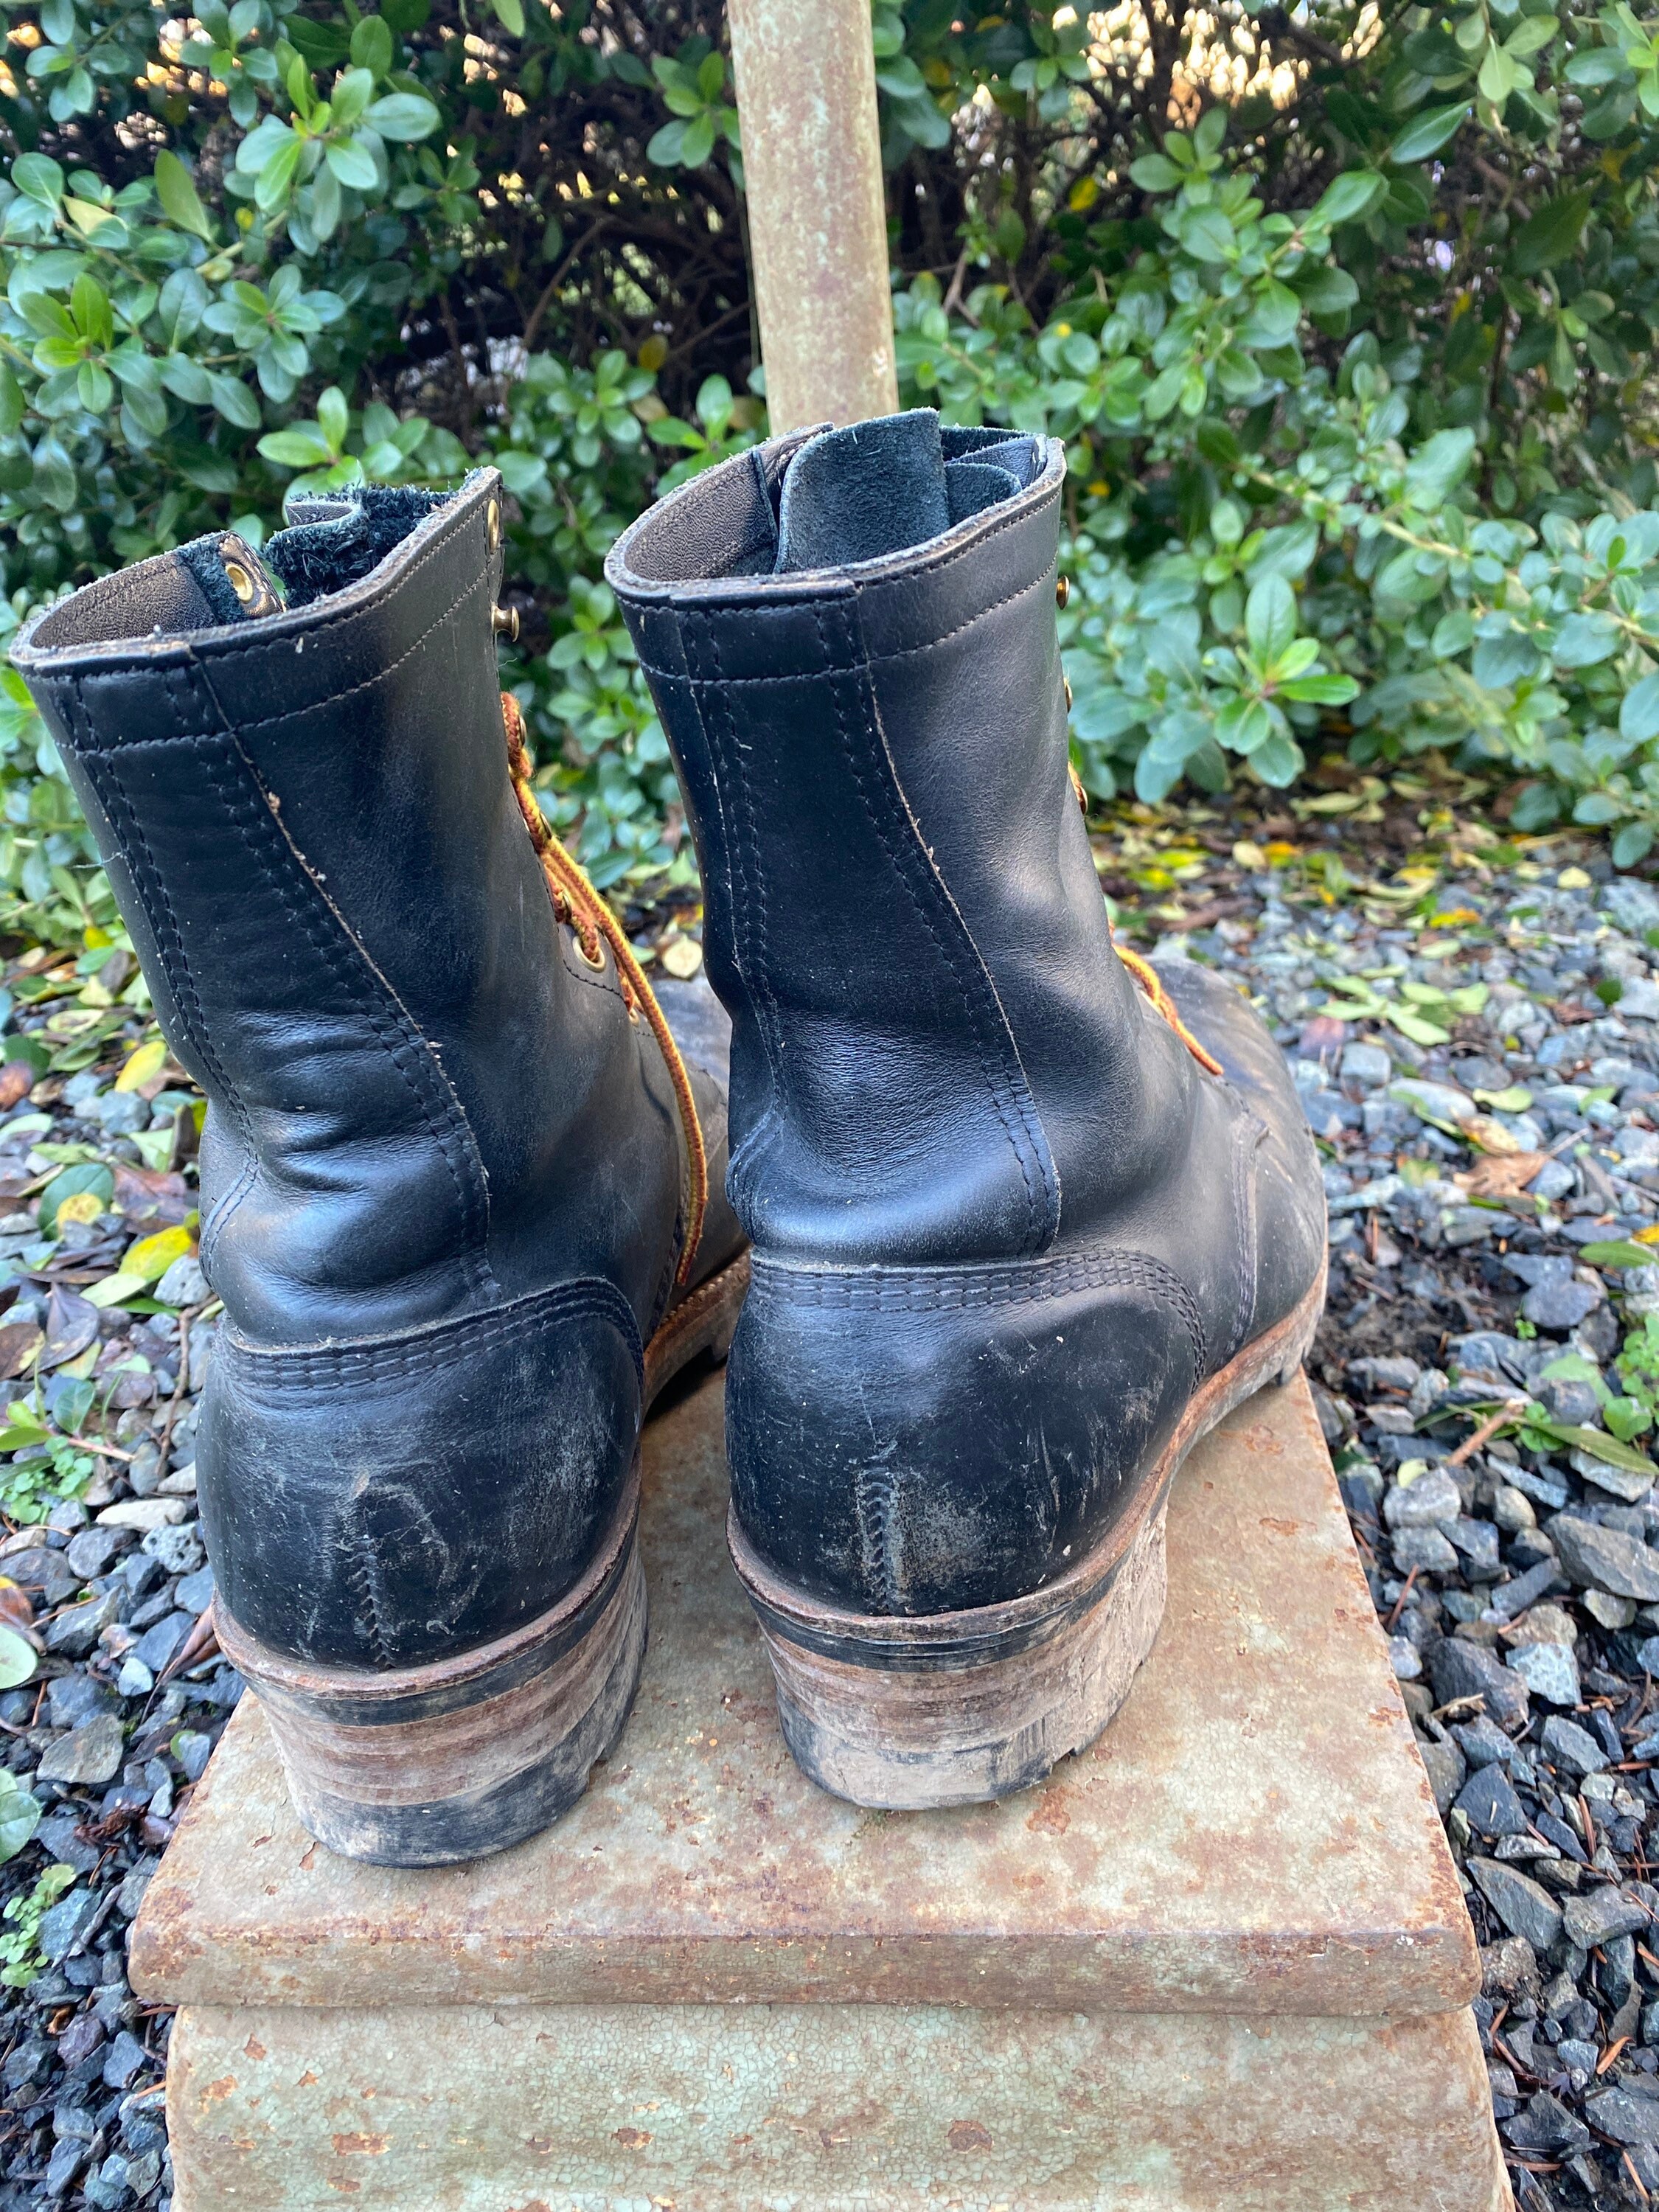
{"left": 114, "top": 1038, "right": 167, "bottom": 1096}
{"left": 1466, "top": 1115, "right": 1523, "bottom": 1156}
{"left": 54, "top": 1191, "right": 103, "bottom": 1228}
{"left": 123, "top": 1222, "right": 195, "bottom": 1284}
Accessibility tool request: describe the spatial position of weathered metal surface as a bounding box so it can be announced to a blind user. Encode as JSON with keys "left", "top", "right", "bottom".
{"left": 164, "top": 1997, "right": 1509, "bottom": 2212}
{"left": 133, "top": 1371, "right": 1478, "bottom": 2016}
{"left": 726, "top": 0, "right": 898, "bottom": 431}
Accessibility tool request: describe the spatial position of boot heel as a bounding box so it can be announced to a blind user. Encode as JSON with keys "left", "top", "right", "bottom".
{"left": 214, "top": 1472, "right": 647, "bottom": 1867}
{"left": 729, "top": 1488, "right": 1169, "bottom": 1810}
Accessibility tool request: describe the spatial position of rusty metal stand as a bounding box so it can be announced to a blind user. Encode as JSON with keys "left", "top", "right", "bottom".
{"left": 133, "top": 1371, "right": 1509, "bottom": 2210}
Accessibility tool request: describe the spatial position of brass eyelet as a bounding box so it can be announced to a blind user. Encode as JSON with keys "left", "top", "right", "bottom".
{"left": 1055, "top": 574, "right": 1070, "bottom": 609}
{"left": 223, "top": 559, "right": 257, "bottom": 606}
{"left": 572, "top": 931, "right": 606, "bottom": 973}
{"left": 1063, "top": 675, "right": 1074, "bottom": 711}
{"left": 487, "top": 498, "right": 501, "bottom": 552}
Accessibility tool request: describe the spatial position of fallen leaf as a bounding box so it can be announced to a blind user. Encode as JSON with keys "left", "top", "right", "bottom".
{"left": 111, "top": 1164, "right": 192, "bottom": 1228}
{"left": 0, "top": 1065, "right": 35, "bottom": 1112}
{"left": 1458, "top": 1152, "right": 1548, "bottom": 1200}
{"left": 0, "top": 1621, "right": 38, "bottom": 1690}
{"left": 0, "top": 1323, "right": 45, "bottom": 1379}
{"left": 113, "top": 1037, "right": 167, "bottom": 1096}
{"left": 123, "top": 1223, "right": 194, "bottom": 1283}
{"left": 0, "top": 1581, "right": 32, "bottom": 1635}
{"left": 42, "top": 1285, "right": 99, "bottom": 1370}
{"left": 1465, "top": 1116, "right": 1524, "bottom": 1157}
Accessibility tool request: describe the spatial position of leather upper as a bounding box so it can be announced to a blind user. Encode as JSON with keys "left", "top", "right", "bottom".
{"left": 609, "top": 420, "right": 1326, "bottom": 1615}
{"left": 15, "top": 474, "right": 740, "bottom": 1665}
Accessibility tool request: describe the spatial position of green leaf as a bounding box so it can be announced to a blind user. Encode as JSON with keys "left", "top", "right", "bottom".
{"left": 1404, "top": 426, "right": 1476, "bottom": 508}
{"left": 1512, "top": 189, "right": 1594, "bottom": 274}
{"left": 0, "top": 1628, "right": 35, "bottom": 1697}
{"left": 1312, "top": 170, "right": 1388, "bottom": 226}
{"left": 257, "top": 426, "right": 333, "bottom": 465}
{"left": 349, "top": 15, "right": 394, "bottom": 75}
{"left": 680, "top": 110, "right": 716, "bottom": 167}
{"left": 1623, "top": 675, "right": 1659, "bottom": 743}
{"left": 1129, "top": 153, "right": 1183, "bottom": 192}
{"left": 12, "top": 155, "right": 65, "bottom": 209}
{"left": 1279, "top": 671, "right": 1360, "bottom": 704}
{"left": 0, "top": 1771, "right": 40, "bottom": 1863}
{"left": 1576, "top": 1239, "right": 1656, "bottom": 1267}
{"left": 363, "top": 91, "right": 442, "bottom": 139}
{"left": 154, "top": 150, "right": 214, "bottom": 241}
{"left": 1245, "top": 573, "right": 1297, "bottom": 666}
{"left": 1388, "top": 103, "right": 1470, "bottom": 162}
{"left": 38, "top": 1161, "right": 112, "bottom": 1234}
{"left": 1529, "top": 1417, "right": 1658, "bottom": 1476}
{"left": 489, "top": 0, "right": 524, "bottom": 31}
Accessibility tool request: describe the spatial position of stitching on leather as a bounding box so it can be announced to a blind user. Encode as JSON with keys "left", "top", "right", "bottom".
{"left": 751, "top": 1246, "right": 1207, "bottom": 1373}
{"left": 814, "top": 597, "right": 1054, "bottom": 1253}
{"left": 222, "top": 1276, "right": 643, "bottom": 1387}
{"left": 634, "top": 563, "right": 1054, "bottom": 687}
{"left": 69, "top": 566, "right": 490, "bottom": 735}
{"left": 177, "top": 660, "right": 498, "bottom": 1304}
{"left": 47, "top": 493, "right": 484, "bottom": 684}
{"left": 617, "top": 465, "right": 1060, "bottom": 603}
{"left": 1231, "top": 1105, "right": 1266, "bottom": 1361}
{"left": 66, "top": 672, "right": 259, "bottom": 1274}
{"left": 345, "top": 1544, "right": 393, "bottom": 1666}
{"left": 687, "top": 610, "right": 787, "bottom": 1219}
{"left": 853, "top": 1464, "right": 903, "bottom": 1612}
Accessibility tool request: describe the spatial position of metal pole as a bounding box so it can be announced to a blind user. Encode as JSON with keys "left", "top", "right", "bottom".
{"left": 726, "top": 0, "right": 900, "bottom": 432}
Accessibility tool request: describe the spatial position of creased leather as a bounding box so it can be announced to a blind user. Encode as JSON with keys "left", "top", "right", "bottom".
{"left": 15, "top": 470, "right": 741, "bottom": 1668}
{"left": 609, "top": 428, "right": 1326, "bottom": 1617}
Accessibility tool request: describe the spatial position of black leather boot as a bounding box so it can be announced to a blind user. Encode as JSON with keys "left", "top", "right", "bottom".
{"left": 15, "top": 471, "right": 747, "bottom": 1863}
{"left": 608, "top": 411, "right": 1326, "bottom": 1809}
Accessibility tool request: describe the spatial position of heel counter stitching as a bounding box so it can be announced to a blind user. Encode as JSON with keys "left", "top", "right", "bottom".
{"left": 751, "top": 1246, "right": 1207, "bottom": 1375}
{"left": 813, "top": 597, "right": 1059, "bottom": 1255}
{"left": 852, "top": 1461, "right": 904, "bottom": 1613}
{"left": 62, "top": 680, "right": 260, "bottom": 1274}
{"left": 176, "top": 655, "right": 499, "bottom": 1304}
{"left": 682, "top": 613, "right": 786, "bottom": 1222}
{"left": 221, "top": 1275, "right": 644, "bottom": 1390}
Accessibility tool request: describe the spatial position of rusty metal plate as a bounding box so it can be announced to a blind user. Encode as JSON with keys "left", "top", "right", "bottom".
{"left": 165, "top": 1997, "right": 1509, "bottom": 2212}
{"left": 133, "top": 1372, "right": 1478, "bottom": 2016}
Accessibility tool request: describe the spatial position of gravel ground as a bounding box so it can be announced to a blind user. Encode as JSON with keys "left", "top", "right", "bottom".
{"left": 3, "top": 777, "right": 1659, "bottom": 2208}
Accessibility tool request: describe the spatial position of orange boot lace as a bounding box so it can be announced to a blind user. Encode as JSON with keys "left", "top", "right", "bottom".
{"left": 1068, "top": 763, "right": 1222, "bottom": 1078}
{"left": 502, "top": 692, "right": 709, "bottom": 1289}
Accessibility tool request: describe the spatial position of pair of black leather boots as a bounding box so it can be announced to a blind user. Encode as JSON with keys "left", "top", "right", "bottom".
{"left": 15, "top": 411, "right": 1325, "bottom": 1866}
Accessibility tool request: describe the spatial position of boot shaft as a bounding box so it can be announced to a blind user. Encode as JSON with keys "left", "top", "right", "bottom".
{"left": 18, "top": 472, "right": 687, "bottom": 1342}
{"left": 609, "top": 414, "right": 1193, "bottom": 1268}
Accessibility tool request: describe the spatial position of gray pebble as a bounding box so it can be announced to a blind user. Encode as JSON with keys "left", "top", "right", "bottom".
{"left": 1548, "top": 1514, "right": 1659, "bottom": 1600}
{"left": 1468, "top": 1857, "right": 1565, "bottom": 1951}
{"left": 1540, "top": 1714, "right": 1610, "bottom": 1776}
{"left": 1504, "top": 1640, "right": 1582, "bottom": 1707}
{"left": 1455, "top": 1764, "right": 1529, "bottom": 1837}
{"left": 1425, "top": 1638, "right": 1531, "bottom": 1728}
{"left": 36, "top": 1712, "right": 124, "bottom": 1787}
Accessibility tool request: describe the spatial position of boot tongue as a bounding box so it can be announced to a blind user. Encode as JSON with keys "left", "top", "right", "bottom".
{"left": 772, "top": 409, "right": 1044, "bottom": 574}
{"left": 174, "top": 533, "right": 285, "bottom": 625}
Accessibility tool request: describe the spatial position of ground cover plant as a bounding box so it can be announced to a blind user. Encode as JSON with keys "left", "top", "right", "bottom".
{"left": 0, "top": 0, "right": 1655, "bottom": 930}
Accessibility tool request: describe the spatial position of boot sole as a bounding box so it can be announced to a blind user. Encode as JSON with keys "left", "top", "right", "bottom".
{"left": 212, "top": 1251, "right": 750, "bottom": 1866}
{"left": 728, "top": 1264, "right": 1326, "bottom": 1812}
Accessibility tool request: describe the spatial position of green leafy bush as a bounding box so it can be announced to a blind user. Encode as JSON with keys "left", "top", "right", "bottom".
{"left": 1, "top": 0, "right": 1658, "bottom": 949}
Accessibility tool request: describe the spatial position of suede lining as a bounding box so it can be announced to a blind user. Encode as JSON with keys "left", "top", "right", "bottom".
{"left": 265, "top": 484, "right": 451, "bottom": 608}
{"left": 771, "top": 410, "right": 1042, "bottom": 576}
